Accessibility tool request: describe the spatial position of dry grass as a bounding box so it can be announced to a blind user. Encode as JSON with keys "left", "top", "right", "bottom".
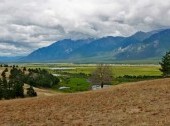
{"left": 0, "top": 78, "right": 170, "bottom": 126}
{"left": 24, "top": 84, "right": 59, "bottom": 97}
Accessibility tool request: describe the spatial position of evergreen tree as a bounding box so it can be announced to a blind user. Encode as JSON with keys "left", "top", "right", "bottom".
{"left": 2, "top": 77, "right": 10, "bottom": 99}
{"left": 160, "top": 51, "right": 170, "bottom": 76}
{"left": 23, "top": 67, "right": 26, "bottom": 72}
{"left": 13, "top": 80, "right": 24, "bottom": 98}
{"left": 27, "top": 86, "right": 37, "bottom": 97}
{"left": 4, "top": 68, "right": 8, "bottom": 72}
{"left": 1, "top": 71, "right": 6, "bottom": 78}
{"left": 0, "top": 79, "right": 3, "bottom": 99}
{"left": 4, "top": 64, "right": 8, "bottom": 67}
{"left": 9, "top": 68, "right": 24, "bottom": 98}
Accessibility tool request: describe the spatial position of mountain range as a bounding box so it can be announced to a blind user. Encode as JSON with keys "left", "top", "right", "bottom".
{"left": 14, "top": 29, "right": 170, "bottom": 63}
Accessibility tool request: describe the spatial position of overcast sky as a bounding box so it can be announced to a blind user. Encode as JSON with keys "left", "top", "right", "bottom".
{"left": 0, "top": 0, "right": 170, "bottom": 56}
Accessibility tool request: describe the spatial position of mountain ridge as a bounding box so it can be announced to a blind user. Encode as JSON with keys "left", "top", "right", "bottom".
{"left": 20, "top": 29, "right": 170, "bottom": 63}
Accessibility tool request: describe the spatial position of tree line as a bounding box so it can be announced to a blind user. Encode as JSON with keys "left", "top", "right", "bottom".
{"left": 0, "top": 67, "right": 25, "bottom": 99}
{"left": 25, "top": 68, "right": 60, "bottom": 88}
{"left": 0, "top": 66, "right": 60, "bottom": 100}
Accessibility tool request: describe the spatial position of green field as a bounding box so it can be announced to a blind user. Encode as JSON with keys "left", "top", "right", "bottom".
{"left": 22, "top": 63, "right": 161, "bottom": 76}
{"left": 57, "top": 65, "right": 161, "bottom": 77}
{"left": 56, "top": 77, "right": 91, "bottom": 92}
{"left": 18, "top": 63, "right": 162, "bottom": 92}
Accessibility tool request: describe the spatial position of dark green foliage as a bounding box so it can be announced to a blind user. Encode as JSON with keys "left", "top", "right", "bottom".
{"left": 26, "top": 69, "right": 60, "bottom": 88}
{"left": 0, "top": 79, "right": 3, "bottom": 99}
{"left": 4, "top": 68, "right": 8, "bottom": 72}
{"left": 23, "top": 67, "right": 26, "bottom": 71}
{"left": 1, "top": 71, "right": 6, "bottom": 78}
{"left": 3, "top": 64, "right": 8, "bottom": 67}
{"left": 160, "top": 51, "right": 170, "bottom": 76}
{"left": 0, "top": 67, "right": 25, "bottom": 99}
{"left": 9, "top": 68, "right": 25, "bottom": 82}
{"left": 113, "top": 75, "right": 162, "bottom": 85}
{"left": 1, "top": 78, "right": 12, "bottom": 99}
{"left": 27, "top": 86, "right": 37, "bottom": 97}
{"left": 0, "top": 66, "right": 59, "bottom": 100}
{"left": 13, "top": 80, "right": 24, "bottom": 98}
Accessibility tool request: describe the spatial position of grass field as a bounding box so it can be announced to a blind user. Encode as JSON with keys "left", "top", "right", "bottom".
{"left": 0, "top": 78, "right": 169, "bottom": 125}
{"left": 59, "top": 65, "right": 161, "bottom": 77}
{"left": 57, "top": 77, "right": 91, "bottom": 92}
{"left": 23, "top": 63, "right": 162, "bottom": 77}
{"left": 0, "top": 64, "right": 162, "bottom": 92}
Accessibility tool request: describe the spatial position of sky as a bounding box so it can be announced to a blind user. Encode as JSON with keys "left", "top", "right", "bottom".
{"left": 0, "top": 0, "right": 170, "bottom": 56}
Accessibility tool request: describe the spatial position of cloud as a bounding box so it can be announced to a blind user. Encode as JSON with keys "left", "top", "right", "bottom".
{"left": 0, "top": 0, "right": 170, "bottom": 56}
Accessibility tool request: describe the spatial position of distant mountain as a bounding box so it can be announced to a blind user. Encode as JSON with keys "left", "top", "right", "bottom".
{"left": 21, "top": 39, "right": 93, "bottom": 61}
{"left": 0, "top": 56, "right": 22, "bottom": 63}
{"left": 120, "top": 31, "right": 155, "bottom": 48}
{"left": 21, "top": 29, "right": 170, "bottom": 63}
{"left": 116, "top": 29, "right": 170, "bottom": 60}
{"left": 68, "top": 36, "right": 125, "bottom": 58}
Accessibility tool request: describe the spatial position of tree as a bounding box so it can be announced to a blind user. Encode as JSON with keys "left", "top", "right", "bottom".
{"left": 27, "top": 86, "right": 37, "bottom": 97}
{"left": 160, "top": 51, "right": 170, "bottom": 76}
{"left": 25, "top": 69, "right": 60, "bottom": 88}
{"left": 9, "top": 68, "right": 24, "bottom": 98}
{"left": 13, "top": 80, "right": 24, "bottom": 98}
{"left": 1, "top": 71, "right": 6, "bottom": 78}
{"left": 23, "top": 67, "right": 26, "bottom": 72}
{"left": 3, "top": 64, "right": 8, "bottom": 67}
{"left": 0, "top": 79, "right": 3, "bottom": 99}
{"left": 90, "top": 64, "right": 113, "bottom": 88}
{"left": 4, "top": 68, "right": 8, "bottom": 72}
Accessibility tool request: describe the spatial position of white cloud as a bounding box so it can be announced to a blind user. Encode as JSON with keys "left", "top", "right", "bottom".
{"left": 0, "top": 0, "right": 170, "bottom": 56}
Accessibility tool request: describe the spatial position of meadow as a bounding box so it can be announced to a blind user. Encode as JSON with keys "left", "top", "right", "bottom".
{"left": 1, "top": 63, "right": 162, "bottom": 93}
{"left": 17, "top": 63, "right": 162, "bottom": 92}
{"left": 23, "top": 63, "right": 161, "bottom": 76}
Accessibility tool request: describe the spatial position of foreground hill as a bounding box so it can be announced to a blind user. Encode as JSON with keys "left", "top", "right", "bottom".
{"left": 21, "top": 29, "right": 170, "bottom": 63}
{"left": 0, "top": 78, "right": 169, "bottom": 125}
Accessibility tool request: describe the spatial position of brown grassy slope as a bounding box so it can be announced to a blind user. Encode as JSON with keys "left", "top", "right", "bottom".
{"left": 0, "top": 78, "right": 170, "bottom": 126}
{"left": 24, "top": 84, "right": 59, "bottom": 97}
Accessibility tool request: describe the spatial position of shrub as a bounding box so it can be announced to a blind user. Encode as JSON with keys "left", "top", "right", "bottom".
{"left": 27, "top": 86, "right": 37, "bottom": 97}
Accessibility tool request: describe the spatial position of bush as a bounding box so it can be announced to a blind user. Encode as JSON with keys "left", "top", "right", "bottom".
{"left": 27, "top": 86, "right": 37, "bottom": 97}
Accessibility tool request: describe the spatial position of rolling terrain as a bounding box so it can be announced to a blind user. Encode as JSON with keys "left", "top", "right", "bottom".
{"left": 0, "top": 78, "right": 169, "bottom": 126}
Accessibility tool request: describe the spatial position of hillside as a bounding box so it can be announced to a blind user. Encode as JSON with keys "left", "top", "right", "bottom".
{"left": 20, "top": 29, "right": 170, "bottom": 63}
{"left": 116, "top": 29, "right": 170, "bottom": 60}
{"left": 21, "top": 39, "right": 93, "bottom": 61}
{"left": 0, "top": 78, "right": 169, "bottom": 125}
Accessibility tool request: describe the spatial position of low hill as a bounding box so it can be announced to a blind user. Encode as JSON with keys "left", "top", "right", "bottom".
{"left": 0, "top": 78, "right": 169, "bottom": 125}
